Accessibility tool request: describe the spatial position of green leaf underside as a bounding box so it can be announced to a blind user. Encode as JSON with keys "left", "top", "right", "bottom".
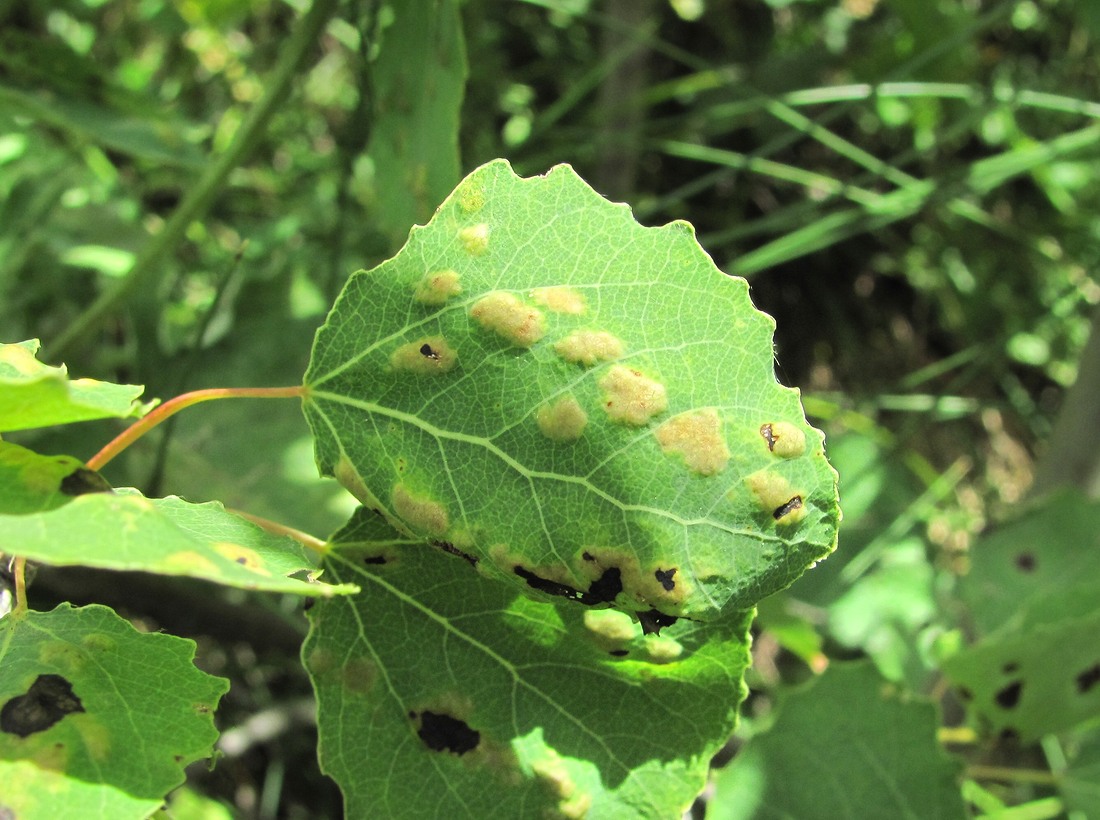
{"left": 303, "top": 160, "right": 839, "bottom": 622}
{"left": 0, "top": 453, "right": 357, "bottom": 597}
{"left": 945, "top": 490, "right": 1100, "bottom": 739}
{"left": 304, "top": 507, "right": 752, "bottom": 819}
{"left": 710, "top": 663, "right": 965, "bottom": 820}
{"left": 0, "top": 340, "right": 147, "bottom": 432}
{"left": 0, "top": 604, "right": 228, "bottom": 819}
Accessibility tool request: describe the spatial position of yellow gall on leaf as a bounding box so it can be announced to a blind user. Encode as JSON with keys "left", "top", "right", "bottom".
{"left": 744, "top": 469, "right": 807, "bottom": 525}
{"left": 212, "top": 542, "right": 270, "bottom": 575}
{"left": 392, "top": 484, "right": 450, "bottom": 536}
{"left": 413, "top": 270, "right": 462, "bottom": 305}
{"left": 553, "top": 330, "right": 625, "bottom": 367}
{"left": 654, "top": 408, "right": 730, "bottom": 476}
{"left": 470, "top": 291, "right": 546, "bottom": 347}
{"left": 459, "top": 223, "right": 491, "bottom": 255}
{"left": 532, "top": 286, "right": 586, "bottom": 314}
{"left": 536, "top": 396, "right": 588, "bottom": 442}
{"left": 390, "top": 336, "right": 458, "bottom": 375}
{"left": 458, "top": 184, "right": 486, "bottom": 213}
{"left": 644, "top": 634, "right": 684, "bottom": 663}
{"left": 760, "top": 421, "right": 807, "bottom": 458}
{"left": 598, "top": 365, "right": 668, "bottom": 425}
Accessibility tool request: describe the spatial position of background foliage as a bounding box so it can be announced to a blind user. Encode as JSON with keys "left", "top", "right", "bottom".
{"left": 3, "top": 0, "right": 1100, "bottom": 817}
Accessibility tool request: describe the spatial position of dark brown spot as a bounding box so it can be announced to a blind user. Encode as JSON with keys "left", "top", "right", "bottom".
{"left": 760, "top": 423, "right": 777, "bottom": 451}
{"left": 582, "top": 551, "right": 596, "bottom": 562}
{"left": 430, "top": 540, "right": 477, "bottom": 566}
{"left": 995, "top": 680, "right": 1023, "bottom": 710}
{"left": 515, "top": 566, "right": 584, "bottom": 601}
{"left": 654, "top": 568, "right": 676, "bottom": 591}
{"left": 363, "top": 555, "right": 388, "bottom": 565}
{"left": 1015, "top": 552, "right": 1036, "bottom": 572}
{"left": 419, "top": 343, "right": 440, "bottom": 360}
{"left": 957, "top": 687, "right": 972, "bottom": 701}
{"left": 609, "top": 650, "right": 628, "bottom": 657}
{"left": 773, "top": 496, "right": 803, "bottom": 520}
{"left": 1076, "top": 663, "right": 1100, "bottom": 694}
{"left": 235, "top": 557, "right": 248, "bottom": 565}
{"left": 303, "top": 598, "right": 316, "bottom": 611}
{"left": 1002, "top": 662, "right": 1019, "bottom": 674}
{"left": 638, "top": 609, "right": 678, "bottom": 635}
{"left": 59, "top": 467, "right": 112, "bottom": 497}
{"left": 413, "top": 710, "right": 479, "bottom": 755}
{"left": 999, "top": 728, "right": 1020, "bottom": 742}
{"left": 1, "top": 674, "right": 85, "bottom": 738}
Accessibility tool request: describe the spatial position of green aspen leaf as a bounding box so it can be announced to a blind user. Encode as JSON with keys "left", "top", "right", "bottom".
{"left": 709, "top": 663, "right": 966, "bottom": 820}
{"left": 0, "top": 453, "right": 357, "bottom": 597}
{"left": 0, "top": 339, "right": 148, "bottom": 432}
{"left": 304, "top": 507, "right": 752, "bottom": 819}
{"left": 0, "top": 604, "right": 228, "bottom": 819}
{"left": 303, "top": 159, "right": 839, "bottom": 623}
{"left": 366, "top": 0, "right": 467, "bottom": 244}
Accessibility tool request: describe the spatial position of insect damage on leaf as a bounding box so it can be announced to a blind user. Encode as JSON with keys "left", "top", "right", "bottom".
{"left": 212, "top": 543, "right": 270, "bottom": 574}
{"left": 470, "top": 291, "right": 546, "bottom": 347}
{"left": 536, "top": 396, "right": 588, "bottom": 442}
{"left": 392, "top": 484, "right": 449, "bottom": 536}
{"left": 390, "top": 336, "right": 458, "bottom": 374}
{"left": 654, "top": 408, "right": 730, "bottom": 476}
{"left": 598, "top": 365, "right": 668, "bottom": 425}
{"left": 1, "top": 674, "right": 85, "bottom": 738}
{"left": 532, "top": 286, "right": 586, "bottom": 314}
{"left": 413, "top": 270, "right": 462, "bottom": 305}
{"left": 745, "top": 470, "right": 807, "bottom": 525}
{"left": 531, "top": 750, "right": 593, "bottom": 819}
{"left": 459, "top": 223, "right": 491, "bottom": 255}
{"left": 412, "top": 710, "right": 481, "bottom": 755}
{"left": 553, "top": 330, "right": 625, "bottom": 366}
{"left": 760, "top": 421, "right": 806, "bottom": 458}
{"left": 59, "top": 466, "right": 112, "bottom": 496}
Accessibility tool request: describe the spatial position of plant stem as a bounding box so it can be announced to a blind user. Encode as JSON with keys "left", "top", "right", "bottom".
{"left": 965, "top": 764, "right": 1061, "bottom": 786}
{"left": 45, "top": 0, "right": 340, "bottom": 362}
{"left": 230, "top": 508, "right": 328, "bottom": 555}
{"left": 87, "top": 385, "right": 307, "bottom": 471}
{"left": 12, "top": 556, "right": 27, "bottom": 615}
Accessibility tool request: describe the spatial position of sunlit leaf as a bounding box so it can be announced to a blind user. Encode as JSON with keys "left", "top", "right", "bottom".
{"left": 304, "top": 507, "right": 752, "bottom": 818}
{"left": 0, "top": 340, "right": 147, "bottom": 432}
{"left": 303, "top": 160, "right": 839, "bottom": 624}
{"left": 0, "top": 604, "right": 228, "bottom": 819}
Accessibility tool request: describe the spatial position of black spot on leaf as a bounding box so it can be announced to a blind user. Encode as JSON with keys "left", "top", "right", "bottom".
{"left": 654, "top": 568, "right": 677, "bottom": 591}
{"left": 638, "top": 609, "right": 678, "bottom": 635}
{"left": 772, "top": 496, "right": 803, "bottom": 520}
{"left": 362, "top": 555, "right": 388, "bottom": 565}
{"left": 957, "top": 687, "right": 972, "bottom": 701}
{"left": 59, "top": 467, "right": 112, "bottom": 496}
{"left": 583, "top": 567, "right": 622, "bottom": 605}
{"left": 609, "top": 649, "right": 629, "bottom": 657}
{"left": 414, "top": 710, "right": 479, "bottom": 755}
{"left": 760, "top": 423, "right": 777, "bottom": 451}
{"left": 1002, "top": 662, "right": 1019, "bottom": 674}
{"left": 514, "top": 566, "right": 584, "bottom": 601}
{"left": 1, "top": 674, "right": 85, "bottom": 738}
{"left": 235, "top": 557, "right": 248, "bottom": 565}
{"left": 581, "top": 551, "right": 596, "bottom": 562}
{"left": 1076, "top": 663, "right": 1100, "bottom": 694}
{"left": 303, "top": 598, "right": 316, "bottom": 611}
{"left": 1015, "top": 553, "right": 1036, "bottom": 572}
{"left": 419, "top": 343, "right": 440, "bottom": 360}
{"left": 430, "top": 540, "right": 477, "bottom": 566}
{"left": 995, "top": 680, "right": 1023, "bottom": 710}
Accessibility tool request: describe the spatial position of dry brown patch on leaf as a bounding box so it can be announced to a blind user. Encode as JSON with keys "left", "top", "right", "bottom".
{"left": 655, "top": 408, "right": 730, "bottom": 476}
{"left": 470, "top": 292, "right": 546, "bottom": 347}
{"left": 598, "top": 365, "right": 667, "bottom": 425}
{"left": 553, "top": 330, "right": 624, "bottom": 366}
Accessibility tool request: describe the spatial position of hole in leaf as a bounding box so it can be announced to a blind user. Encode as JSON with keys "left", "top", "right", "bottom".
{"left": 514, "top": 566, "right": 583, "bottom": 601}
{"left": 419, "top": 343, "right": 440, "bottom": 360}
{"left": 654, "top": 568, "right": 677, "bottom": 591}
{"left": 413, "top": 710, "right": 480, "bottom": 755}
{"left": 59, "top": 467, "right": 112, "bottom": 496}
{"left": 583, "top": 568, "right": 623, "bottom": 605}
{"left": 995, "top": 680, "right": 1023, "bottom": 710}
{"left": 1015, "top": 553, "right": 1036, "bottom": 572}
{"left": 609, "top": 650, "right": 629, "bottom": 657}
{"left": 1, "top": 674, "right": 85, "bottom": 738}
{"left": 772, "top": 496, "right": 803, "bottom": 520}
{"left": 362, "top": 555, "right": 388, "bottom": 565}
{"left": 1076, "top": 663, "right": 1100, "bottom": 694}
{"left": 638, "top": 609, "right": 678, "bottom": 635}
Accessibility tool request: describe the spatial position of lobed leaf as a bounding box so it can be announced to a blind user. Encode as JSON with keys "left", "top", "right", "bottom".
{"left": 303, "top": 160, "right": 839, "bottom": 624}
{"left": 304, "top": 506, "right": 753, "bottom": 819}
{"left": 0, "top": 442, "right": 357, "bottom": 597}
{"left": 0, "top": 339, "right": 148, "bottom": 432}
{"left": 0, "top": 604, "right": 228, "bottom": 819}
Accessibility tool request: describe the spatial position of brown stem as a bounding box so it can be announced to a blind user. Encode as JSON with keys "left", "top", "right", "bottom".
{"left": 87, "top": 385, "right": 307, "bottom": 471}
